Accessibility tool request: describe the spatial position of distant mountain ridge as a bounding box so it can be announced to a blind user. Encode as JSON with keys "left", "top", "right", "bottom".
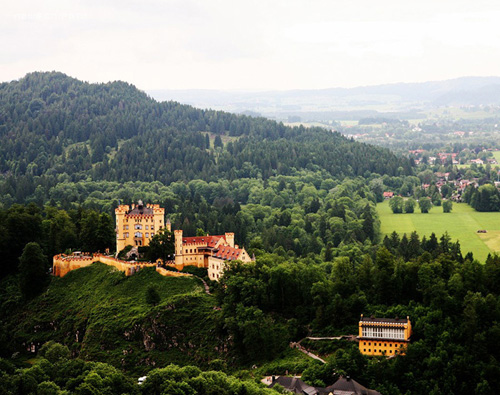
{"left": 148, "top": 76, "right": 500, "bottom": 115}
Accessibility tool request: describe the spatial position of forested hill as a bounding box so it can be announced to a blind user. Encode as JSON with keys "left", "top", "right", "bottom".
{"left": 0, "top": 72, "right": 411, "bottom": 203}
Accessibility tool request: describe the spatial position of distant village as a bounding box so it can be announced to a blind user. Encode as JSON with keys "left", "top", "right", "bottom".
{"left": 404, "top": 148, "right": 500, "bottom": 202}
{"left": 408, "top": 148, "right": 499, "bottom": 167}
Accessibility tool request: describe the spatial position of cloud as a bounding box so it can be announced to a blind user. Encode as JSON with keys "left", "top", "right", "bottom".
{"left": 1, "top": 0, "right": 500, "bottom": 89}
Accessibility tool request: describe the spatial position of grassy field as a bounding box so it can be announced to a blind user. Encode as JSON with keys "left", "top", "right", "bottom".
{"left": 377, "top": 200, "right": 500, "bottom": 262}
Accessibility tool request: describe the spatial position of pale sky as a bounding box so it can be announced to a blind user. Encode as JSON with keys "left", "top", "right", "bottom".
{"left": 2, "top": 0, "right": 500, "bottom": 91}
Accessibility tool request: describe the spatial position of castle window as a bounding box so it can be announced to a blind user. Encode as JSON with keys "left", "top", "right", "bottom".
{"left": 146, "top": 233, "right": 149, "bottom": 238}
{"left": 146, "top": 225, "right": 149, "bottom": 230}
{"left": 151, "top": 225, "right": 154, "bottom": 230}
{"left": 151, "top": 233, "right": 154, "bottom": 237}
{"left": 135, "top": 224, "right": 142, "bottom": 230}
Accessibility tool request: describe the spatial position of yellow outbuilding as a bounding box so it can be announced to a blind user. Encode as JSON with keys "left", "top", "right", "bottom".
{"left": 358, "top": 315, "right": 412, "bottom": 356}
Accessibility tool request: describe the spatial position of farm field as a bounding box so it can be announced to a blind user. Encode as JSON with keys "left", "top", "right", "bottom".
{"left": 377, "top": 200, "right": 500, "bottom": 262}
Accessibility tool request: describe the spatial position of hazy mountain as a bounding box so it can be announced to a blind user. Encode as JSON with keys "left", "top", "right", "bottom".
{"left": 148, "top": 77, "right": 500, "bottom": 118}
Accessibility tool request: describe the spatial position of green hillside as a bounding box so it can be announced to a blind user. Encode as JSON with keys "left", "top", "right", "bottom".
{"left": 1, "top": 263, "right": 227, "bottom": 374}
{"left": 0, "top": 72, "right": 412, "bottom": 206}
{"left": 377, "top": 200, "right": 500, "bottom": 262}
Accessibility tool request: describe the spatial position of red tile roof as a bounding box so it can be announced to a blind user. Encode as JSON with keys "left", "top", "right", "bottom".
{"left": 182, "top": 235, "right": 225, "bottom": 247}
{"left": 214, "top": 246, "right": 243, "bottom": 261}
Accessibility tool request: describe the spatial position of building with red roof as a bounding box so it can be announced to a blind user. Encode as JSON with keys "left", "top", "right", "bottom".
{"left": 174, "top": 229, "right": 252, "bottom": 281}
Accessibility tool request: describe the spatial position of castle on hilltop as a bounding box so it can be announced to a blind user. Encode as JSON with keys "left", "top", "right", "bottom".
{"left": 54, "top": 201, "right": 252, "bottom": 280}
{"left": 115, "top": 201, "right": 252, "bottom": 281}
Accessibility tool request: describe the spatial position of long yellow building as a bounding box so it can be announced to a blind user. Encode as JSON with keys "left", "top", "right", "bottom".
{"left": 358, "top": 315, "right": 412, "bottom": 356}
{"left": 115, "top": 201, "right": 167, "bottom": 253}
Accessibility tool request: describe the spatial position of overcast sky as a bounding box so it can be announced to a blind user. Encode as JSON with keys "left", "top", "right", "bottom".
{"left": 2, "top": 0, "right": 500, "bottom": 91}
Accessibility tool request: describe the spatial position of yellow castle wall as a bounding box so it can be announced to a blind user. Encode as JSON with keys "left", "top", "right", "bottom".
{"left": 52, "top": 253, "right": 188, "bottom": 278}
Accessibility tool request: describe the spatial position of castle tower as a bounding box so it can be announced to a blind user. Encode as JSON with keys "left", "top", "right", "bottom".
{"left": 224, "top": 232, "right": 235, "bottom": 248}
{"left": 174, "top": 229, "right": 183, "bottom": 265}
{"left": 115, "top": 202, "right": 165, "bottom": 253}
{"left": 167, "top": 218, "right": 172, "bottom": 232}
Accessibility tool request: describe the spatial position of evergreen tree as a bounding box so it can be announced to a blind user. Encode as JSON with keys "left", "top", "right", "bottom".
{"left": 408, "top": 231, "right": 421, "bottom": 259}
{"left": 146, "top": 286, "right": 161, "bottom": 306}
{"left": 362, "top": 204, "right": 375, "bottom": 241}
{"left": 148, "top": 229, "right": 175, "bottom": 262}
{"left": 214, "top": 135, "right": 223, "bottom": 149}
{"left": 19, "top": 242, "right": 48, "bottom": 298}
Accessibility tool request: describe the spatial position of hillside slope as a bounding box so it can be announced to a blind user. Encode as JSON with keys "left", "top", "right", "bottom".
{"left": 1, "top": 263, "right": 227, "bottom": 374}
{"left": 0, "top": 72, "right": 411, "bottom": 205}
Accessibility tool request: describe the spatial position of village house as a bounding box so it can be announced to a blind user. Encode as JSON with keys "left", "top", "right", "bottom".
{"left": 267, "top": 375, "right": 381, "bottom": 395}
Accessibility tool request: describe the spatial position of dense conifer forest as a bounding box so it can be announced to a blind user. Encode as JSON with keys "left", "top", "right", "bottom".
{"left": 1, "top": 72, "right": 500, "bottom": 394}
{"left": 0, "top": 72, "right": 411, "bottom": 205}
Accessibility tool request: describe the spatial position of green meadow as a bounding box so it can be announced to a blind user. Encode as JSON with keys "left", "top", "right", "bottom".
{"left": 377, "top": 200, "right": 500, "bottom": 262}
